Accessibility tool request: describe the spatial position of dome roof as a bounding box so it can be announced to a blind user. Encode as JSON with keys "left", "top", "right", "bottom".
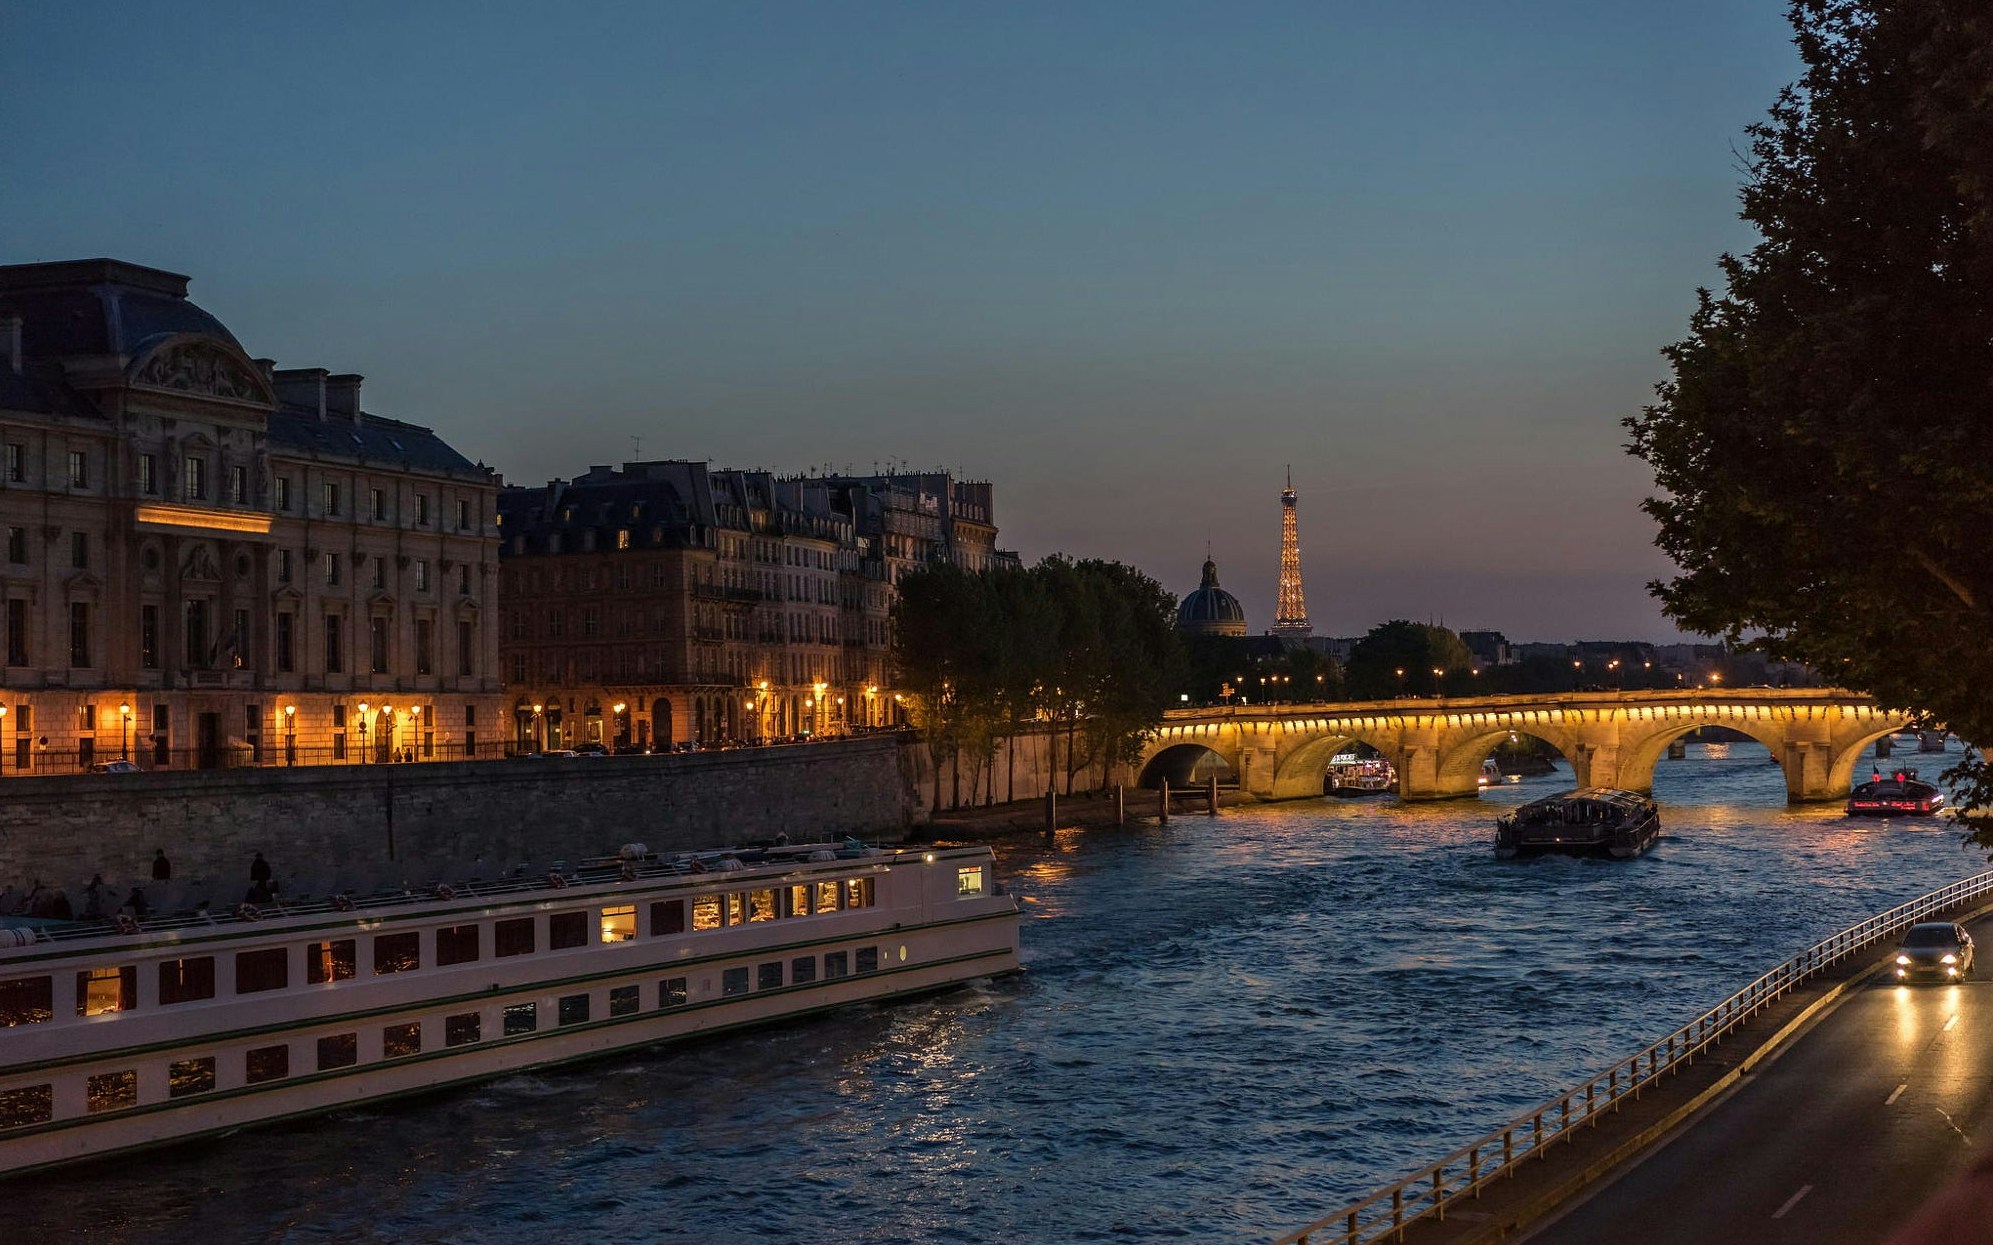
{"left": 1177, "top": 559, "right": 1247, "bottom": 637}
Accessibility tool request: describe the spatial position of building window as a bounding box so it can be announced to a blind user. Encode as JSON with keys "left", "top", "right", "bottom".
{"left": 235, "top": 948, "right": 289, "bottom": 994}
{"left": 183, "top": 599, "right": 208, "bottom": 669}
{"left": 276, "top": 612, "right": 294, "bottom": 673}
{"left": 69, "top": 602, "right": 91, "bottom": 668}
{"left": 324, "top": 613, "right": 343, "bottom": 673}
{"left": 183, "top": 456, "right": 206, "bottom": 501}
{"left": 370, "top": 488, "right": 385, "bottom": 521}
{"left": 370, "top": 617, "right": 389, "bottom": 674}
{"left": 415, "top": 494, "right": 430, "bottom": 526}
{"left": 317, "top": 1033, "right": 358, "bottom": 1071}
{"left": 308, "top": 940, "right": 356, "bottom": 984}
{"left": 445, "top": 1013, "right": 481, "bottom": 1047}
{"left": 274, "top": 476, "right": 292, "bottom": 512}
{"left": 75, "top": 966, "right": 136, "bottom": 1016}
{"left": 458, "top": 564, "right": 471, "bottom": 596}
{"left": 158, "top": 957, "right": 216, "bottom": 1004}
{"left": 70, "top": 531, "right": 86, "bottom": 570}
{"left": 414, "top": 560, "right": 429, "bottom": 592}
{"left": 141, "top": 605, "right": 160, "bottom": 669}
{"left": 457, "top": 499, "right": 471, "bottom": 530}
{"left": 324, "top": 553, "right": 340, "bottom": 586}
{"left": 230, "top": 464, "right": 247, "bottom": 505}
{"left": 169, "top": 1057, "right": 217, "bottom": 1098}
{"left": 324, "top": 482, "right": 341, "bottom": 516}
{"left": 246, "top": 1045, "right": 290, "bottom": 1084}
{"left": 373, "top": 932, "right": 420, "bottom": 974}
{"left": 415, "top": 619, "right": 433, "bottom": 675}
{"left": 67, "top": 450, "right": 86, "bottom": 488}
{"left": 458, "top": 621, "right": 474, "bottom": 677}
{"left": 3, "top": 443, "right": 21, "bottom": 483}
{"left": 7, "top": 599, "right": 26, "bottom": 666}
{"left": 383, "top": 1022, "right": 422, "bottom": 1058}
{"left": 5, "top": 527, "right": 23, "bottom": 565}
{"left": 616, "top": 529, "right": 630, "bottom": 550}
{"left": 549, "top": 912, "right": 588, "bottom": 950}
{"left": 277, "top": 548, "right": 293, "bottom": 583}
{"left": 138, "top": 453, "right": 157, "bottom": 495}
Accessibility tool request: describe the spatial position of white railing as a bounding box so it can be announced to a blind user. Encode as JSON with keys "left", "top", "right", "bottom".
{"left": 1275, "top": 867, "right": 1993, "bottom": 1245}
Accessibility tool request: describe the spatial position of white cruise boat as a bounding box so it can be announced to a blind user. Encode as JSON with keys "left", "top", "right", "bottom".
{"left": 0, "top": 840, "right": 1019, "bottom": 1178}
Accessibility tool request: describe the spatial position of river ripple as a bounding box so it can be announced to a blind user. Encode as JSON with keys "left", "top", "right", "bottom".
{"left": 12, "top": 742, "right": 1986, "bottom": 1243}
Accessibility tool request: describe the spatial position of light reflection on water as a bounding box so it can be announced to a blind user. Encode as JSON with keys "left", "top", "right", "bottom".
{"left": 9, "top": 743, "right": 1985, "bottom": 1244}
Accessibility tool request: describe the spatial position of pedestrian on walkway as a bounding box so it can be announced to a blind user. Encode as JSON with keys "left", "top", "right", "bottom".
{"left": 151, "top": 849, "right": 171, "bottom": 881}
{"left": 250, "top": 852, "right": 271, "bottom": 886}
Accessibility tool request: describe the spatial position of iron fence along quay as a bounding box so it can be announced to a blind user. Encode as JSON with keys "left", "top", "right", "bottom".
{"left": 1273, "top": 866, "right": 1993, "bottom": 1245}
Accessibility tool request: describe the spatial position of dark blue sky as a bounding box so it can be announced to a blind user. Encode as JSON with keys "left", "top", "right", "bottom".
{"left": 2, "top": 2, "right": 1798, "bottom": 640}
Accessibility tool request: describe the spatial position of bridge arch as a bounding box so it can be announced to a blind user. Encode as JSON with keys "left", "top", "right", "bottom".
{"left": 1270, "top": 729, "right": 1407, "bottom": 800}
{"left": 1825, "top": 720, "right": 1921, "bottom": 796}
{"left": 1434, "top": 727, "right": 1578, "bottom": 795}
{"left": 1613, "top": 716, "right": 1789, "bottom": 794}
{"left": 1138, "top": 742, "right": 1236, "bottom": 790}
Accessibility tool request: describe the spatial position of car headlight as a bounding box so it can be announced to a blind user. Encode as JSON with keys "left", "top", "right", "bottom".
{"left": 1944, "top": 954, "right": 1959, "bottom": 964}
{"left": 1898, "top": 955, "right": 1912, "bottom": 965}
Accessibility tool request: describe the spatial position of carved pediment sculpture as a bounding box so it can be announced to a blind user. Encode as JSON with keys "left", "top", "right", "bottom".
{"left": 180, "top": 543, "right": 223, "bottom": 583}
{"left": 132, "top": 340, "right": 271, "bottom": 404}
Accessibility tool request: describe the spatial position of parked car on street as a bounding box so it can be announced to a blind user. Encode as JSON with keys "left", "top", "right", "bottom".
{"left": 570, "top": 742, "right": 609, "bottom": 757}
{"left": 89, "top": 760, "right": 141, "bottom": 774}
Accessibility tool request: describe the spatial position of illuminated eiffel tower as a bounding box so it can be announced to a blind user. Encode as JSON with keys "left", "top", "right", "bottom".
{"left": 1272, "top": 467, "right": 1312, "bottom": 641}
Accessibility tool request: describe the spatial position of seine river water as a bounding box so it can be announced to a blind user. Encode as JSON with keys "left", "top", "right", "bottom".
{"left": 15, "top": 741, "right": 1988, "bottom": 1244}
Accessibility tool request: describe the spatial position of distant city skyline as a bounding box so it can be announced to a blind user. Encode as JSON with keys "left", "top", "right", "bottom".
{"left": 3, "top": 3, "right": 1804, "bottom": 641}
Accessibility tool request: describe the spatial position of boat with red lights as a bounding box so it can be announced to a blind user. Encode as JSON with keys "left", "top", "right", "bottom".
{"left": 1847, "top": 771, "right": 1947, "bottom": 817}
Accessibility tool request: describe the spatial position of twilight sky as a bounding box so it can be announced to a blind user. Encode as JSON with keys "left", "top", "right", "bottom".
{"left": 2, "top": 2, "right": 1799, "bottom": 642}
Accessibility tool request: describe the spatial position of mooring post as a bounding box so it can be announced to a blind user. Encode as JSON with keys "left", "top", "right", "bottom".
{"left": 1044, "top": 787, "right": 1057, "bottom": 835}
{"left": 1115, "top": 783, "right": 1125, "bottom": 826}
{"left": 1207, "top": 772, "right": 1218, "bottom": 815}
{"left": 1159, "top": 777, "right": 1170, "bottom": 824}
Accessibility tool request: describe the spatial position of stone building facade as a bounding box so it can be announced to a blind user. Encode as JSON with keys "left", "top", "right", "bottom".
{"left": 498, "top": 462, "right": 1013, "bottom": 751}
{"left": 0, "top": 259, "right": 505, "bottom": 771}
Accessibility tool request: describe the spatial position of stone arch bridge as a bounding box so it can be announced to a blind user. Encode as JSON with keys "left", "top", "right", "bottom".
{"left": 1138, "top": 689, "right": 1923, "bottom": 804}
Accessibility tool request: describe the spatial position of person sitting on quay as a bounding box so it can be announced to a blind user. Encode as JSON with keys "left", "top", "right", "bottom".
{"left": 82, "top": 874, "right": 109, "bottom": 920}
{"left": 125, "top": 887, "right": 148, "bottom": 919}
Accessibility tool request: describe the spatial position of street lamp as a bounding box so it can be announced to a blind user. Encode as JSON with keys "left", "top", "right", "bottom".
{"left": 283, "top": 704, "right": 296, "bottom": 765}
{"left": 1431, "top": 667, "right": 1444, "bottom": 699}
{"left": 357, "top": 701, "right": 371, "bottom": 764}
{"left": 409, "top": 704, "right": 423, "bottom": 760}
{"left": 118, "top": 703, "right": 132, "bottom": 759}
{"left": 611, "top": 700, "right": 626, "bottom": 748}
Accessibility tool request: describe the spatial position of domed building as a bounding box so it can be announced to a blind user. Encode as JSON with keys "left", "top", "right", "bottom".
{"left": 1176, "top": 558, "right": 1248, "bottom": 638}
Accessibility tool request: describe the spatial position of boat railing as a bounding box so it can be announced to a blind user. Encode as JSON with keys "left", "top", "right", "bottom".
{"left": 1, "top": 840, "right": 929, "bottom": 946}
{"left": 1272, "top": 865, "right": 1993, "bottom": 1245}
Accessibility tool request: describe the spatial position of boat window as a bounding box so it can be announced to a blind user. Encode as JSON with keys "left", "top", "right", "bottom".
{"left": 503, "top": 1002, "right": 537, "bottom": 1035}
{"left": 957, "top": 866, "right": 985, "bottom": 897}
{"left": 558, "top": 993, "right": 590, "bottom": 1026}
{"left": 792, "top": 956, "right": 816, "bottom": 985}
{"left": 815, "top": 881, "right": 842, "bottom": 913}
{"left": 159, "top": 957, "right": 216, "bottom": 1005}
{"left": 823, "top": 951, "right": 848, "bottom": 979}
{"left": 650, "top": 899, "right": 685, "bottom": 935}
{"left": 317, "top": 1033, "right": 358, "bottom": 1071}
{"left": 436, "top": 924, "right": 480, "bottom": 966}
{"left": 721, "top": 967, "right": 749, "bottom": 996}
{"left": 308, "top": 940, "right": 357, "bottom": 984}
{"left": 0, "top": 976, "right": 53, "bottom": 1027}
{"left": 383, "top": 1022, "right": 422, "bottom": 1058}
{"left": 600, "top": 905, "right": 637, "bottom": 944}
{"left": 725, "top": 893, "right": 746, "bottom": 926}
{"left": 0, "top": 1085, "right": 53, "bottom": 1129}
{"left": 236, "top": 948, "right": 289, "bottom": 994}
{"left": 373, "top": 933, "right": 421, "bottom": 975}
{"left": 169, "top": 1057, "right": 216, "bottom": 1098}
{"left": 245, "top": 1045, "right": 289, "bottom": 1084}
{"left": 87, "top": 1070, "right": 137, "bottom": 1114}
{"left": 856, "top": 947, "right": 879, "bottom": 974}
{"left": 758, "top": 962, "right": 783, "bottom": 990}
{"left": 75, "top": 966, "right": 136, "bottom": 1016}
{"left": 786, "top": 884, "right": 811, "bottom": 917}
{"left": 549, "top": 911, "right": 588, "bottom": 950}
{"left": 748, "top": 890, "right": 777, "bottom": 923}
{"left": 609, "top": 985, "right": 639, "bottom": 1017}
{"left": 845, "top": 878, "right": 874, "bottom": 910}
{"left": 494, "top": 918, "right": 535, "bottom": 957}
{"left": 660, "top": 977, "right": 688, "bottom": 1008}
{"left": 690, "top": 895, "right": 723, "bottom": 931}
{"left": 445, "top": 1013, "right": 481, "bottom": 1046}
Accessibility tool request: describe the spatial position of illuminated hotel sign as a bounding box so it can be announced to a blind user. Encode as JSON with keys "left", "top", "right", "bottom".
{"left": 133, "top": 505, "right": 273, "bottom": 535}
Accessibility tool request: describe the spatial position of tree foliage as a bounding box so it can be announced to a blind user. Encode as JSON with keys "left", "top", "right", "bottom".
{"left": 1625, "top": 1, "right": 1993, "bottom": 835}
{"left": 892, "top": 557, "right": 1185, "bottom": 802}
{"left": 1345, "top": 620, "right": 1473, "bottom": 700}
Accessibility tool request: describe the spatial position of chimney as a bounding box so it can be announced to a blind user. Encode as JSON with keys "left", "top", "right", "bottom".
{"left": 1, "top": 316, "right": 20, "bottom": 374}
{"left": 270, "top": 367, "right": 329, "bottom": 419}
{"left": 324, "top": 373, "right": 364, "bottom": 425}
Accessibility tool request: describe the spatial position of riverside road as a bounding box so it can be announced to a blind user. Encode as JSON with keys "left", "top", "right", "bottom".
{"left": 1524, "top": 912, "right": 1993, "bottom": 1245}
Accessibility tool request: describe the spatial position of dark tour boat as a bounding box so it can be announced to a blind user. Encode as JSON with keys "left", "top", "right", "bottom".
{"left": 1847, "top": 770, "right": 1947, "bottom": 817}
{"left": 1494, "top": 788, "right": 1661, "bottom": 860}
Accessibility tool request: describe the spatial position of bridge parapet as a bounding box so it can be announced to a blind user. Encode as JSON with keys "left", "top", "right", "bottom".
{"left": 1143, "top": 688, "right": 1916, "bottom": 804}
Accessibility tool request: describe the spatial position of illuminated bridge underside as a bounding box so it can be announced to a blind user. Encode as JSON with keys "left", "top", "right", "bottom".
{"left": 1141, "top": 690, "right": 1921, "bottom": 804}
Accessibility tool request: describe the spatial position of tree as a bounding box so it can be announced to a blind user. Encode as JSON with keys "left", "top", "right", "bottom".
{"left": 1625, "top": 1, "right": 1993, "bottom": 836}
{"left": 1344, "top": 621, "right": 1472, "bottom": 700}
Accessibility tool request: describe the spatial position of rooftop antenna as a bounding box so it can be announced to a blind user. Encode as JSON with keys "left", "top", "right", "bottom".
{"left": 631, "top": 435, "right": 641, "bottom": 460}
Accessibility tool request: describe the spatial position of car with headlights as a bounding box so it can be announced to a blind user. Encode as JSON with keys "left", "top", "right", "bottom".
{"left": 1895, "top": 922, "right": 1975, "bottom": 983}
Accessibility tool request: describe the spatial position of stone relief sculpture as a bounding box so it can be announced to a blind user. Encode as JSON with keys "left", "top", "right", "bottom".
{"left": 180, "top": 543, "right": 223, "bottom": 583}
{"left": 133, "top": 341, "right": 268, "bottom": 403}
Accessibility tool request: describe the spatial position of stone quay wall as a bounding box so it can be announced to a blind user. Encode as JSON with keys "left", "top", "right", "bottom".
{"left": 0, "top": 735, "right": 925, "bottom": 911}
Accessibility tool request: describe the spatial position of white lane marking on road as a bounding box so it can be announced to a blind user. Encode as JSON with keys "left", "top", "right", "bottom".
{"left": 1945, "top": 1013, "right": 1961, "bottom": 1032}
{"left": 1887, "top": 1083, "right": 1909, "bottom": 1105}
{"left": 1773, "top": 1185, "right": 1814, "bottom": 1220}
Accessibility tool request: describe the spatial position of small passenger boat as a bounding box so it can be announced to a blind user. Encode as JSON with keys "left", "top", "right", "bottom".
{"left": 0, "top": 839, "right": 1020, "bottom": 1178}
{"left": 1494, "top": 788, "right": 1661, "bottom": 860}
{"left": 1847, "top": 771, "right": 1947, "bottom": 817}
{"left": 1325, "top": 754, "right": 1395, "bottom": 798}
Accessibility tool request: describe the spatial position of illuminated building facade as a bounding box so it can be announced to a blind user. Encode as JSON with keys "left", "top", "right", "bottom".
{"left": 0, "top": 259, "right": 505, "bottom": 771}
{"left": 498, "top": 463, "right": 1012, "bottom": 750}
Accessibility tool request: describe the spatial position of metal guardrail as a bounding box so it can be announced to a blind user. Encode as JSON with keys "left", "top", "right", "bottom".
{"left": 1275, "top": 866, "right": 1993, "bottom": 1245}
